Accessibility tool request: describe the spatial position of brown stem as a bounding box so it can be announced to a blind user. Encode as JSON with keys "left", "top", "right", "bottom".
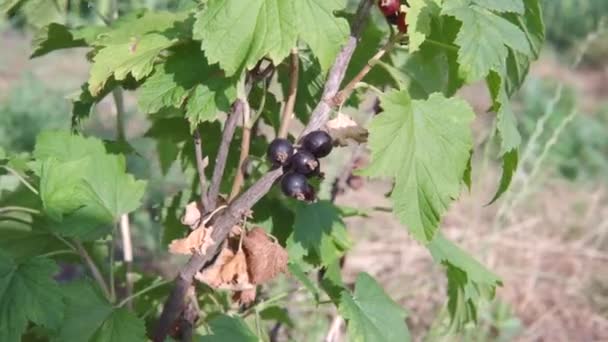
{"left": 278, "top": 48, "right": 299, "bottom": 139}
{"left": 193, "top": 129, "right": 210, "bottom": 212}
{"left": 152, "top": 2, "right": 374, "bottom": 341}
{"left": 229, "top": 100, "right": 252, "bottom": 201}
{"left": 206, "top": 101, "right": 243, "bottom": 209}
{"left": 332, "top": 34, "right": 402, "bottom": 107}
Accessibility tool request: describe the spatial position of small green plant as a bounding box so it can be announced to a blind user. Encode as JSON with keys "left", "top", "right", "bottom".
{"left": 0, "top": 0, "right": 544, "bottom": 341}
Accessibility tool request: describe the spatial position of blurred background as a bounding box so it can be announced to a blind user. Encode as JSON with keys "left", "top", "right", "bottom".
{"left": 1, "top": 0, "right": 607, "bottom": 341}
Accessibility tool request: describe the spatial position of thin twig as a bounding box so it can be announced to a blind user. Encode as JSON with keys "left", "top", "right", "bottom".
{"left": 119, "top": 214, "right": 134, "bottom": 310}
{"left": 193, "top": 129, "right": 210, "bottom": 212}
{"left": 0, "top": 165, "right": 38, "bottom": 195}
{"left": 152, "top": 2, "right": 374, "bottom": 340}
{"left": 278, "top": 48, "right": 299, "bottom": 139}
{"left": 206, "top": 101, "right": 243, "bottom": 209}
{"left": 229, "top": 100, "right": 252, "bottom": 201}
{"left": 75, "top": 240, "right": 112, "bottom": 300}
{"left": 333, "top": 33, "right": 402, "bottom": 107}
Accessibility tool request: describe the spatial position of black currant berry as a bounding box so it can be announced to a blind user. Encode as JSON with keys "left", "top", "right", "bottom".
{"left": 378, "top": 0, "right": 400, "bottom": 17}
{"left": 301, "top": 130, "right": 333, "bottom": 158}
{"left": 289, "top": 150, "right": 319, "bottom": 176}
{"left": 281, "top": 172, "right": 315, "bottom": 201}
{"left": 267, "top": 138, "right": 294, "bottom": 167}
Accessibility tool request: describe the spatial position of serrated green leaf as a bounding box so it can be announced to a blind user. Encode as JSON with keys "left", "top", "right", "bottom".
{"left": 34, "top": 131, "right": 146, "bottom": 239}
{"left": 487, "top": 71, "right": 521, "bottom": 154}
{"left": 286, "top": 201, "right": 351, "bottom": 267}
{"left": 0, "top": 252, "right": 64, "bottom": 342}
{"left": 30, "top": 23, "right": 88, "bottom": 58}
{"left": 339, "top": 273, "right": 410, "bottom": 342}
{"left": 58, "top": 281, "right": 146, "bottom": 342}
{"left": 442, "top": 0, "right": 531, "bottom": 82}
{"left": 487, "top": 149, "right": 517, "bottom": 204}
{"left": 88, "top": 34, "right": 176, "bottom": 95}
{"left": 199, "top": 314, "right": 257, "bottom": 342}
{"left": 194, "top": 0, "right": 347, "bottom": 76}
{"left": 320, "top": 260, "right": 345, "bottom": 303}
{"left": 362, "top": 91, "right": 474, "bottom": 242}
{"left": 295, "top": 0, "right": 349, "bottom": 71}
{"left": 0, "top": 220, "right": 64, "bottom": 261}
{"left": 428, "top": 234, "right": 502, "bottom": 331}
{"left": 469, "top": 0, "right": 524, "bottom": 13}
{"left": 94, "top": 10, "right": 192, "bottom": 46}
{"left": 260, "top": 306, "right": 294, "bottom": 327}
{"left": 194, "top": 0, "right": 298, "bottom": 76}
{"left": 138, "top": 43, "right": 236, "bottom": 129}
{"left": 407, "top": 0, "right": 441, "bottom": 53}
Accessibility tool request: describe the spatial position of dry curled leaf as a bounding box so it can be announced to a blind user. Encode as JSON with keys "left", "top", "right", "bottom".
{"left": 168, "top": 227, "right": 215, "bottom": 256}
{"left": 220, "top": 249, "right": 249, "bottom": 285}
{"left": 181, "top": 201, "right": 203, "bottom": 229}
{"left": 326, "top": 112, "right": 368, "bottom": 146}
{"left": 243, "top": 227, "right": 288, "bottom": 284}
{"left": 195, "top": 243, "right": 235, "bottom": 288}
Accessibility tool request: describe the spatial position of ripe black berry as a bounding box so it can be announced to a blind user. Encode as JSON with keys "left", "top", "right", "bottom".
{"left": 301, "top": 130, "right": 333, "bottom": 158}
{"left": 378, "top": 0, "right": 400, "bottom": 17}
{"left": 281, "top": 172, "right": 314, "bottom": 201}
{"left": 289, "top": 150, "right": 319, "bottom": 176}
{"left": 267, "top": 138, "right": 294, "bottom": 167}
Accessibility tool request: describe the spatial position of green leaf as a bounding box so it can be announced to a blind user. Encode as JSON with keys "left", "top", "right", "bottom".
{"left": 34, "top": 131, "right": 146, "bottom": 239}
{"left": 339, "top": 273, "right": 410, "bottom": 342}
{"left": 58, "top": 281, "right": 146, "bottom": 342}
{"left": 194, "top": 0, "right": 298, "bottom": 76}
{"left": 194, "top": 0, "right": 348, "bottom": 76}
{"left": 469, "top": 0, "right": 524, "bottom": 13}
{"left": 260, "top": 306, "right": 294, "bottom": 327}
{"left": 88, "top": 34, "right": 176, "bottom": 95}
{"left": 286, "top": 201, "right": 351, "bottom": 267}
{"left": 0, "top": 220, "right": 64, "bottom": 261}
{"left": 428, "top": 234, "right": 502, "bottom": 331}
{"left": 487, "top": 149, "right": 517, "bottom": 205}
{"left": 442, "top": 0, "right": 531, "bottom": 82}
{"left": 407, "top": 0, "right": 441, "bottom": 53}
{"left": 138, "top": 43, "right": 236, "bottom": 129}
{"left": 30, "top": 23, "right": 89, "bottom": 58}
{"left": 199, "top": 314, "right": 257, "bottom": 342}
{"left": 287, "top": 263, "right": 320, "bottom": 301}
{"left": 362, "top": 91, "right": 474, "bottom": 242}
{"left": 0, "top": 252, "right": 64, "bottom": 342}
{"left": 294, "top": 0, "right": 349, "bottom": 71}
{"left": 0, "top": 0, "right": 21, "bottom": 13}
{"left": 93, "top": 10, "right": 192, "bottom": 46}
{"left": 69, "top": 81, "right": 117, "bottom": 128}
{"left": 487, "top": 71, "right": 521, "bottom": 154}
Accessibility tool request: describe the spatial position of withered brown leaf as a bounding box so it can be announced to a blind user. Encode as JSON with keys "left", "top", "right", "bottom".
{"left": 243, "top": 227, "right": 288, "bottom": 284}
{"left": 168, "top": 227, "right": 215, "bottom": 256}
{"left": 326, "top": 112, "right": 369, "bottom": 146}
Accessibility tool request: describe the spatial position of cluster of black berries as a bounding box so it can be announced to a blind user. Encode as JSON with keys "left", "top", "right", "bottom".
{"left": 267, "top": 131, "right": 333, "bottom": 202}
{"left": 378, "top": 0, "right": 408, "bottom": 33}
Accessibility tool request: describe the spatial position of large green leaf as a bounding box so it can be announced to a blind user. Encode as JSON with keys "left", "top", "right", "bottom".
{"left": 199, "top": 314, "right": 257, "bottom": 342}
{"left": 428, "top": 234, "right": 502, "bottom": 331}
{"left": 487, "top": 149, "right": 518, "bottom": 205}
{"left": 88, "top": 34, "right": 176, "bottom": 95}
{"left": 442, "top": 0, "right": 530, "bottom": 82}
{"left": 34, "top": 131, "right": 146, "bottom": 239}
{"left": 0, "top": 252, "right": 64, "bottom": 342}
{"left": 58, "top": 281, "right": 146, "bottom": 342}
{"left": 194, "top": 0, "right": 348, "bottom": 76}
{"left": 362, "top": 91, "right": 474, "bottom": 242}
{"left": 286, "top": 201, "right": 351, "bottom": 267}
{"left": 339, "top": 273, "right": 410, "bottom": 342}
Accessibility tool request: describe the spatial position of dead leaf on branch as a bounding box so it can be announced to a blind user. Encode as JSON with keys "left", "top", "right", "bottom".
{"left": 181, "top": 201, "right": 203, "bottom": 229}
{"left": 220, "top": 248, "right": 249, "bottom": 285}
{"left": 326, "top": 112, "right": 368, "bottom": 146}
{"left": 233, "top": 288, "right": 257, "bottom": 306}
{"left": 168, "top": 226, "right": 215, "bottom": 255}
{"left": 243, "top": 227, "right": 288, "bottom": 285}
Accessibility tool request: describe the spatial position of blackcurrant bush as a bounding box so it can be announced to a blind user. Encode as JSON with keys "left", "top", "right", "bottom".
{"left": 301, "top": 130, "right": 333, "bottom": 158}
{"left": 267, "top": 138, "right": 294, "bottom": 167}
{"left": 289, "top": 150, "right": 319, "bottom": 176}
{"left": 281, "top": 172, "right": 315, "bottom": 201}
{"left": 378, "top": 0, "right": 400, "bottom": 17}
